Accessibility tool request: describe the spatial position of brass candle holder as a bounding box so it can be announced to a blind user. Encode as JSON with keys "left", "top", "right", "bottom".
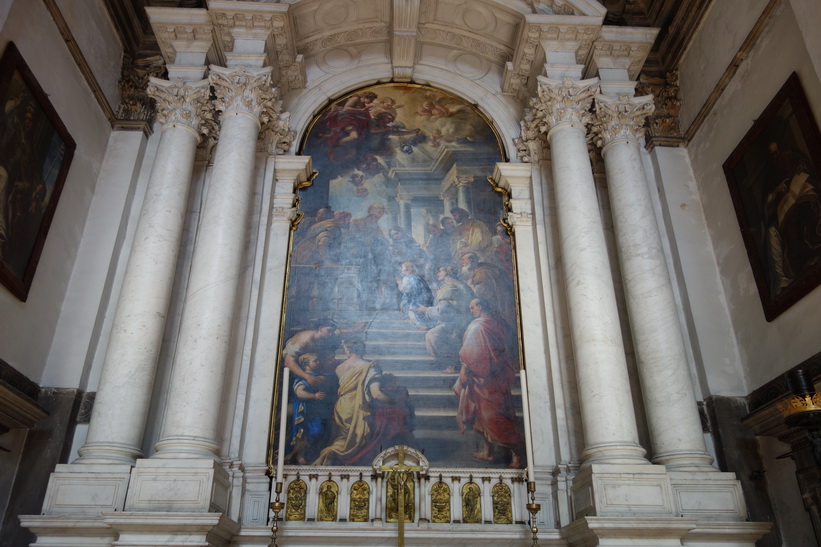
{"left": 526, "top": 480, "right": 541, "bottom": 546}
{"left": 269, "top": 481, "right": 285, "bottom": 547}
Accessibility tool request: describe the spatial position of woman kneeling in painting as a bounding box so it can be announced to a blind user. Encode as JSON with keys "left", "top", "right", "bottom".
{"left": 314, "top": 339, "right": 415, "bottom": 465}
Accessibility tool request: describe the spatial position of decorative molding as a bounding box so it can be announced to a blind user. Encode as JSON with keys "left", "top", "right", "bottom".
{"left": 116, "top": 54, "right": 166, "bottom": 125}
{"left": 503, "top": 16, "right": 601, "bottom": 99}
{"left": 529, "top": 76, "right": 599, "bottom": 132}
{"left": 636, "top": 70, "right": 684, "bottom": 148}
{"left": 41, "top": 0, "right": 117, "bottom": 126}
{"left": 683, "top": 0, "right": 781, "bottom": 144}
{"left": 417, "top": 25, "right": 512, "bottom": 65}
{"left": 209, "top": 65, "right": 276, "bottom": 121}
{"left": 592, "top": 93, "right": 655, "bottom": 149}
{"left": 391, "top": 0, "right": 420, "bottom": 82}
{"left": 77, "top": 392, "right": 95, "bottom": 424}
{"left": 586, "top": 26, "right": 658, "bottom": 81}
{"left": 514, "top": 110, "right": 548, "bottom": 163}
{"left": 296, "top": 26, "right": 391, "bottom": 56}
{"left": 147, "top": 78, "right": 215, "bottom": 138}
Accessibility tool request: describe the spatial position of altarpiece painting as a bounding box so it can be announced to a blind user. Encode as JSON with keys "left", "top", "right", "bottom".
{"left": 274, "top": 83, "right": 525, "bottom": 470}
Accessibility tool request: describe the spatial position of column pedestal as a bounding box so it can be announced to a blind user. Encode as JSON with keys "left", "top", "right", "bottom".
{"left": 40, "top": 463, "right": 133, "bottom": 515}
{"left": 125, "top": 459, "right": 230, "bottom": 513}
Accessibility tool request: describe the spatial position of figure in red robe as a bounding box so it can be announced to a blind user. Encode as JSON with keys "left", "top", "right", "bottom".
{"left": 454, "top": 298, "right": 523, "bottom": 467}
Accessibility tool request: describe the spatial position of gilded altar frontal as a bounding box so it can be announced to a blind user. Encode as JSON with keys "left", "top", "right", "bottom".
{"left": 277, "top": 83, "right": 525, "bottom": 469}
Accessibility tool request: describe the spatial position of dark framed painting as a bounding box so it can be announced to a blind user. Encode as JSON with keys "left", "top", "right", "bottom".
{"left": 272, "top": 83, "right": 527, "bottom": 470}
{"left": 723, "top": 72, "right": 821, "bottom": 321}
{"left": 0, "top": 42, "right": 75, "bottom": 301}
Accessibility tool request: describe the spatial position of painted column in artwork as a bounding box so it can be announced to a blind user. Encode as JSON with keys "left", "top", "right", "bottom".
{"left": 594, "top": 93, "right": 714, "bottom": 470}
{"left": 76, "top": 78, "right": 212, "bottom": 464}
{"left": 153, "top": 65, "right": 278, "bottom": 459}
{"left": 531, "top": 76, "right": 646, "bottom": 465}
{"left": 440, "top": 190, "right": 455, "bottom": 218}
{"left": 396, "top": 185, "right": 414, "bottom": 234}
{"left": 455, "top": 177, "right": 472, "bottom": 213}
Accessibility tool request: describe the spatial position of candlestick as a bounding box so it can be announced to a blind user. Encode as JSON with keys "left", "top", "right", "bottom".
{"left": 276, "top": 367, "right": 290, "bottom": 484}
{"left": 519, "top": 369, "right": 537, "bottom": 483}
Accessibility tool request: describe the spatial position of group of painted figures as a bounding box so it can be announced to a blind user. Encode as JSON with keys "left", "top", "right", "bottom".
{"left": 282, "top": 202, "right": 524, "bottom": 469}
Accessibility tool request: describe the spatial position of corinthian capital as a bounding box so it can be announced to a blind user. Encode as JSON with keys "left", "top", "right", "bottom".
{"left": 147, "top": 78, "right": 214, "bottom": 137}
{"left": 530, "top": 76, "right": 599, "bottom": 133}
{"left": 592, "top": 94, "right": 655, "bottom": 149}
{"left": 209, "top": 65, "right": 277, "bottom": 123}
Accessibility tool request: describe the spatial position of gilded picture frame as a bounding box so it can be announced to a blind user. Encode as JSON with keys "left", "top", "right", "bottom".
{"left": 270, "top": 83, "right": 527, "bottom": 471}
{"left": 0, "top": 42, "right": 75, "bottom": 301}
{"left": 722, "top": 72, "right": 821, "bottom": 321}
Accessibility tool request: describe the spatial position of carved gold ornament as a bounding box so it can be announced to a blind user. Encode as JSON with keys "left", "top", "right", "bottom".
{"left": 349, "top": 480, "right": 370, "bottom": 522}
{"left": 318, "top": 480, "right": 339, "bottom": 522}
{"left": 492, "top": 482, "right": 513, "bottom": 524}
{"left": 430, "top": 481, "right": 451, "bottom": 523}
{"left": 285, "top": 479, "right": 307, "bottom": 521}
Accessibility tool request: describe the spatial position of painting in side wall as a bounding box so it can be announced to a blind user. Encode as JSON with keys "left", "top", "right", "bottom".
{"left": 276, "top": 83, "right": 525, "bottom": 469}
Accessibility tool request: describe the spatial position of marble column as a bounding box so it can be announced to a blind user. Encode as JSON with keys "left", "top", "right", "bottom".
{"left": 77, "top": 78, "right": 212, "bottom": 464}
{"left": 153, "top": 65, "right": 276, "bottom": 459}
{"left": 593, "top": 94, "right": 713, "bottom": 470}
{"left": 533, "top": 76, "right": 646, "bottom": 465}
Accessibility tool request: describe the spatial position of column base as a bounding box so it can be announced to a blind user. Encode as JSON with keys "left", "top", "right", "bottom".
{"left": 104, "top": 512, "right": 239, "bottom": 547}
{"left": 570, "top": 464, "right": 675, "bottom": 520}
{"left": 18, "top": 515, "right": 115, "bottom": 546}
{"left": 19, "top": 512, "right": 240, "bottom": 547}
{"left": 668, "top": 470, "right": 748, "bottom": 521}
{"left": 125, "top": 458, "right": 230, "bottom": 513}
{"left": 41, "top": 463, "right": 133, "bottom": 515}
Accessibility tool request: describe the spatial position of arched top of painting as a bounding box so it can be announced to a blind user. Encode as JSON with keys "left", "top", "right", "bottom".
{"left": 299, "top": 83, "right": 506, "bottom": 181}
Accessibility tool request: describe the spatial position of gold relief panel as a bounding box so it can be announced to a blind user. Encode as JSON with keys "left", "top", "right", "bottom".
{"left": 386, "top": 473, "right": 414, "bottom": 522}
{"left": 430, "top": 481, "right": 451, "bottom": 524}
{"left": 349, "top": 480, "right": 370, "bottom": 522}
{"left": 461, "top": 482, "right": 482, "bottom": 524}
{"left": 285, "top": 479, "right": 307, "bottom": 522}
{"left": 318, "top": 480, "right": 339, "bottom": 522}
{"left": 491, "top": 482, "right": 512, "bottom": 524}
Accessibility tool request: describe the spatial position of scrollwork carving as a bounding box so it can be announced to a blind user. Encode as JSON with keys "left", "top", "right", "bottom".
{"left": 491, "top": 482, "right": 513, "bottom": 524}
{"left": 530, "top": 76, "right": 599, "bottom": 133}
{"left": 349, "top": 480, "right": 370, "bottom": 522}
{"left": 116, "top": 55, "right": 166, "bottom": 123}
{"left": 592, "top": 94, "right": 655, "bottom": 149}
{"left": 285, "top": 478, "right": 307, "bottom": 521}
{"left": 147, "top": 78, "right": 215, "bottom": 138}
{"left": 209, "top": 65, "right": 277, "bottom": 123}
{"left": 431, "top": 481, "right": 451, "bottom": 523}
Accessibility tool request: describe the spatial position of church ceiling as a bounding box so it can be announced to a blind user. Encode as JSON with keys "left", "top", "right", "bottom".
{"left": 106, "top": 0, "right": 712, "bottom": 82}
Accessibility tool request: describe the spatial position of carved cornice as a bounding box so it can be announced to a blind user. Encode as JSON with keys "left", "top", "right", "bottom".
{"left": 507, "top": 211, "right": 533, "bottom": 227}
{"left": 150, "top": 14, "right": 216, "bottom": 65}
{"left": 296, "top": 26, "right": 391, "bottom": 56}
{"left": 502, "top": 16, "right": 601, "bottom": 99}
{"left": 636, "top": 70, "right": 683, "bottom": 147}
{"left": 530, "top": 76, "right": 599, "bottom": 133}
{"left": 272, "top": 206, "right": 297, "bottom": 223}
{"left": 417, "top": 25, "right": 512, "bottom": 65}
{"left": 117, "top": 54, "right": 167, "bottom": 124}
{"left": 585, "top": 26, "right": 658, "bottom": 81}
{"left": 592, "top": 93, "right": 655, "bottom": 149}
{"left": 147, "top": 77, "right": 215, "bottom": 138}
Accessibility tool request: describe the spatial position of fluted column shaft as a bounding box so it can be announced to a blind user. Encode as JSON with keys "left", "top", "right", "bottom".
{"left": 155, "top": 66, "right": 276, "bottom": 458}
{"left": 594, "top": 94, "right": 713, "bottom": 470}
{"left": 77, "top": 79, "right": 212, "bottom": 464}
{"left": 533, "top": 77, "right": 646, "bottom": 465}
